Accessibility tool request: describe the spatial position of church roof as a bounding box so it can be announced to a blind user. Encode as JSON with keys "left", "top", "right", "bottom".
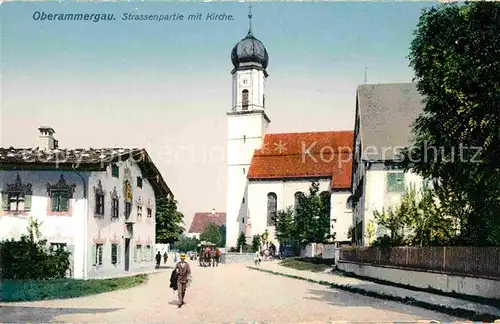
{"left": 188, "top": 212, "right": 226, "bottom": 234}
{"left": 0, "top": 147, "right": 172, "bottom": 198}
{"left": 247, "top": 131, "right": 353, "bottom": 189}
{"left": 357, "top": 83, "right": 424, "bottom": 161}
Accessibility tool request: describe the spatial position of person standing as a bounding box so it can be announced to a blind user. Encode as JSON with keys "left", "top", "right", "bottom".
{"left": 175, "top": 253, "right": 191, "bottom": 308}
{"left": 163, "top": 252, "right": 168, "bottom": 264}
{"left": 155, "top": 251, "right": 161, "bottom": 268}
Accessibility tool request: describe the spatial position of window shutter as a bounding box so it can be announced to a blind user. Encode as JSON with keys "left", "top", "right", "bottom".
{"left": 60, "top": 192, "right": 69, "bottom": 211}
{"left": 1, "top": 192, "right": 8, "bottom": 211}
{"left": 51, "top": 194, "right": 58, "bottom": 211}
{"left": 92, "top": 244, "right": 97, "bottom": 266}
{"left": 24, "top": 194, "right": 32, "bottom": 211}
{"left": 118, "top": 245, "right": 121, "bottom": 263}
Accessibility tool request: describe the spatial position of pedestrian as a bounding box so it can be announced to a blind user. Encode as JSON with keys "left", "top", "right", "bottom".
{"left": 163, "top": 251, "right": 168, "bottom": 264}
{"left": 214, "top": 248, "right": 220, "bottom": 267}
{"left": 254, "top": 250, "right": 261, "bottom": 266}
{"left": 155, "top": 251, "right": 161, "bottom": 268}
{"left": 175, "top": 253, "right": 192, "bottom": 308}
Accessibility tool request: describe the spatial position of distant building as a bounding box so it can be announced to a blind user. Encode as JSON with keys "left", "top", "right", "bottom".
{"left": 0, "top": 126, "right": 173, "bottom": 279}
{"left": 351, "top": 83, "right": 428, "bottom": 245}
{"left": 188, "top": 209, "right": 226, "bottom": 239}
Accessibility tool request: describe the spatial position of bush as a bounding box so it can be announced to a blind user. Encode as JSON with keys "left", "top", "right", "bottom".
{"left": 0, "top": 218, "right": 70, "bottom": 280}
{"left": 0, "top": 237, "right": 70, "bottom": 280}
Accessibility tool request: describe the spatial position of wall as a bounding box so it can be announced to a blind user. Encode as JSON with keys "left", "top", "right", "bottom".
{"left": 226, "top": 112, "right": 268, "bottom": 249}
{"left": 220, "top": 252, "right": 255, "bottom": 265}
{"left": 337, "top": 261, "right": 500, "bottom": 299}
{"left": 362, "top": 164, "right": 426, "bottom": 245}
{"left": 86, "top": 160, "right": 156, "bottom": 279}
{"left": 247, "top": 179, "right": 352, "bottom": 245}
{"left": 0, "top": 170, "right": 89, "bottom": 279}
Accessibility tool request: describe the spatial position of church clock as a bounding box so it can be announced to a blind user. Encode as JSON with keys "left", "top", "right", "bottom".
{"left": 240, "top": 76, "right": 250, "bottom": 87}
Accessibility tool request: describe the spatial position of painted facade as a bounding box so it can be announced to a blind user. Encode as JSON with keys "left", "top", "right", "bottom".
{"left": 0, "top": 127, "right": 173, "bottom": 279}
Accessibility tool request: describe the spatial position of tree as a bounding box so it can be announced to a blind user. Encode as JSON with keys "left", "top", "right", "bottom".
{"left": 294, "top": 182, "right": 331, "bottom": 247}
{"left": 251, "top": 235, "right": 261, "bottom": 252}
{"left": 403, "top": 2, "right": 500, "bottom": 245}
{"left": 173, "top": 235, "right": 199, "bottom": 252}
{"left": 199, "top": 222, "right": 222, "bottom": 246}
{"left": 155, "top": 196, "right": 184, "bottom": 244}
{"left": 236, "top": 231, "right": 247, "bottom": 251}
{"left": 364, "top": 221, "right": 375, "bottom": 246}
{"left": 275, "top": 206, "right": 295, "bottom": 245}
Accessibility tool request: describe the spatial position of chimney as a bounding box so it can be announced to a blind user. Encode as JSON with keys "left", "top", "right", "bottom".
{"left": 211, "top": 208, "right": 216, "bottom": 215}
{"left": 38, "top": 126, "right": 58, "bottom": 150}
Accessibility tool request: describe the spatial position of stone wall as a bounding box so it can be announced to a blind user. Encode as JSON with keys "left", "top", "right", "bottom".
{"left": 220, "top": 252, "right": 255, "bottom": 265}
{"left": 338, "top": 261, "right": 500, "bottom": 299}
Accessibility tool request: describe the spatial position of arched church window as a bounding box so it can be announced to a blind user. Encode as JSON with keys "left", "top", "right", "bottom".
{"left": 263, "top": 94, "right": 265, "bottom": 108}
{"left": 320, "top": 191, "right": 331, "bottom": 215}
{"left": 267, "top": 192, "right": 277, "bottom": 226}
{"left": 294, "top": 191, "right": 303, "bottom": 215}
{"left": 242, "top": 89, "right": 249, "bottom": 110}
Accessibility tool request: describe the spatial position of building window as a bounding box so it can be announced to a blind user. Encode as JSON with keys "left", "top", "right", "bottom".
{"left": 94, "top": 243, "right": 103, "bottom": 266}
{"left": 135, "top": 244, "right": 142, "bottom": 262}
{"left": 125, "top": 202, "right": 132, "bottom": 218}
{"left": 263, "top": 94, "right": 265, "bottom": 108}
{"left": 111, "top": 164, "right": 119, "bottom": 178}
{"left": 346, "top": 195, "right": 353, "bottom": 211}
{"left": 47, "top": 175, "right": 76, "bottom": 213}
{"left": 144, "top": 245, "right": 151, "bottom": 261}
{"left": 267, "top": 192, "right": 277, "bottom": 226}
{"left": 243, "top": 135, "right": 246, "bottom": 143}
{"left": 111, "top": 244, "right": 118, "bottom": 265}
{"left": 387, "top": 172, "right": 405, "bottom": 193}
{"left": 110, "top": 187, "right": 119, "bottom": 219}
{"left": 147, "top": 207, "right": 152, "bottom": 218}
{"left": 1, "top": 174, "right": 32, "bottom": 212}
{"left": 243, "top": 168, "right": 246, "bottom": 174}
{"left": 242, "top": 89, "right": 249, "bottom": 110}
{"left": 242, "top": 197, "right": 245, "bottom": 204}
{"left": 137, "top": 205, "right": 142, "bottom": 218}
{"left": 94, "top": 180, "right": 105, "bottom": 216}
{"left": 137, "top": 177, "right": 143, "bottom": 188}
{"left": 50, "top": 242, "right": 67, "bottom": 251}
{"left": 294, "top": 191, "right": 303, "bottom": 215}
{"left": 320, "top": 191, "right": 331, "bottom": 214}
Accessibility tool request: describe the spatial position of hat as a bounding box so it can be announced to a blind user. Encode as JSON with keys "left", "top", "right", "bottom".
{"left": 180, "top": 253, "right": 186, "bottom": 258}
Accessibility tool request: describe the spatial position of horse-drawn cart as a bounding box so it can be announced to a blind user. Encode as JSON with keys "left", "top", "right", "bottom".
{"left": 198, "top": 241, "right": 216, "bottom": 267}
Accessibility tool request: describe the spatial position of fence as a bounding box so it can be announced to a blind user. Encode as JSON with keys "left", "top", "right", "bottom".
{"left": 339, "top": 246, "right": 500, "bottom": 279}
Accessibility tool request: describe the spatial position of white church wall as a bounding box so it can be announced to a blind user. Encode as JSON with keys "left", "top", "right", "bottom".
{"left": 247, "top": 178, "right": 332, "bottom": 244}
{"left": 0, "top": 170, "right": 89, "bottom": 279}
{"left": 232, "top": 70, "right": 266, "bottom": 110}
{"left": 330, "top": 190, "right": 353, "bottom": 242}
{"left": 86, "top": 160, "right": 156, "bottom": 279}
{"left": 227, "top": 113, "right": 269, "bottom": 141}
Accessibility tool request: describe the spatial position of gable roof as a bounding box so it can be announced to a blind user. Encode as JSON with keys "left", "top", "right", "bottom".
{"left": 188, "top": 212, "right": 226, "bottom": 233}
{"left": 0, "top": 147, "right": 172, "bottom": 198}
{"left": 247, "top": 131, "right": 353, "bottom": 189}
{"left": 357, "top": 83, "right": 425, "bottom": 161}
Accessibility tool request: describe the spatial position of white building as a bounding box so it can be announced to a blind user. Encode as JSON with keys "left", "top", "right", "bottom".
{"left": 225, "top": 12, "right": 353, "bottom": 249}
{"left": 351, "top": 83, "right": 427, "bottom": 245}
{"left": 0, "top": 127, "right": 173, "bottom": 279}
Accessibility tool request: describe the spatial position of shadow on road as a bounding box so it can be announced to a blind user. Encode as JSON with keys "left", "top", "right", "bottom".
{"left": 304, "top": 288, "right": 455, "bottom": 322}
{"left": 0, "top": 305, "right": 121, "bottom": 323}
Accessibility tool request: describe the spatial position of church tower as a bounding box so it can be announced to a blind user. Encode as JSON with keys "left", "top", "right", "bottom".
{"left": 226, "top": 5, "right": 270, "bottom": 249}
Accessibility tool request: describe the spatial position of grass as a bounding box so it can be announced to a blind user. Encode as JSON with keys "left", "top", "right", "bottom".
{"left": 279, "top": 257, "right": 333, "bottom": 272}
{"left": 1, "top": 274, "right": 148, "bottom": 302}
{"left": 248, "top": 266, "right": 500, "bottom": 323}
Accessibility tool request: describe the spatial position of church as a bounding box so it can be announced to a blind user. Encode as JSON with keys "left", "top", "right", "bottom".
{"left": 225, "top": 9, "right": 354, "bottom": 250}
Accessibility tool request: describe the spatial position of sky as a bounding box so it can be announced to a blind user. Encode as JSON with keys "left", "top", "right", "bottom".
{"left": 1, "top": 1, "right": 434, "bottom": 230}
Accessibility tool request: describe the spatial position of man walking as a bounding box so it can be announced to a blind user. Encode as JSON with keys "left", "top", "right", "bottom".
{"left": 175, "top": 253, "right": 191, "bottom": 308}
{"left": 163, "top": 251, "right": 168, "bottom": 264}
{"left": 155, "top": 251, "right": 161, "bottom": 268}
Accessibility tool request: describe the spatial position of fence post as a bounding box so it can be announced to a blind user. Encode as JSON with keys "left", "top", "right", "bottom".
{"left": 406, "top": 246, "right": 409, "bottom": 266}
{"left": 442, "top": 246, "right": 446, "bottom": 270}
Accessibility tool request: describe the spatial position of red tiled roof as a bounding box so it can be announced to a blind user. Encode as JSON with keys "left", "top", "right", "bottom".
{"left": 188, "top": 212, "right": 226, "bottom": 234}
{"left": 247, "top": 131, "right": 353, "bottom": 189}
